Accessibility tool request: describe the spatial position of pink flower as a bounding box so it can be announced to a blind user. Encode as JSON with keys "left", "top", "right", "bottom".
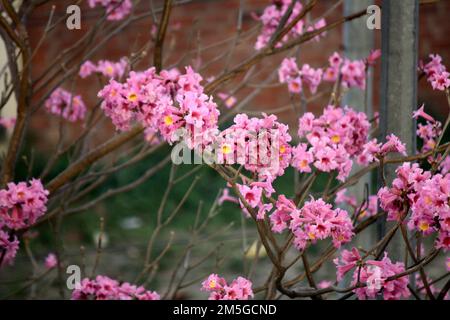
{"left": 201, "top": 274, "right": 253, "bottom": 300}
{"left": 333, "top": 247, "right": 362, "bottom": 281}
{"left": 270, "top": 194, "right": 296, "bottom": 233}
{"left": 0, "top": 230, "right": 19, "bottom": 266}
{"left": 44, "top": 253, "right": 58, "bottom": 269}
{"left": 295, "top": 106, "right": 372, "bottom": 181}
{"left": 421, "top": 54, "right": 450, "bottom": 91}
{"left": 379, "top": 134, "right": 407, "bottom": 156}
{"left": 255, "top": 1, "right": 321, "bottom": 50}
{"left": 217, "top": 92, "right": 237, "bottom": 108}
{"left": 278, "top": 58, "right": 323, "bottom": 94}
{"left": 71, "top": 275, "right": 159, "bottom": 300}
{"left": 366, "top": 49, "right": 381, "bottom": 66}
{"left": 0, "top": 179, "right": 49, "bottom": 230}
{"left": 413, "top": 104, "right": 435, "bottom": 123}
{"left": 291, "top": 143, "right": 313, "bottom": 173}
{"left": 98, "top": 66, "right": 220, "bottom": 150}
{"left": 431, "top": 71, "right": 450, "bottom": 91}
{"left": 96, "top": 58, "right": 128, "bottom": 79}
{"left": 237, "top": 184, "right": 262, "bottom": 209}
{"left": 290, "top": 198, "right": 353, "bottom": 250}
{"left": 323, "top": 52, "right": 366, "bottom": 89}
{"left": 335, "top": 249, "right": 410, "bottom": 300}
{"left": 45, "top": 88, "right": 87, "bottom": 122}
{"left": 218, "top": 113, "right": 292, "bottom": 181}
{"left": 218, "top": 188, "right": 239, "bottom": 205}
{"left": 88, "top": 0, "right": 132, "bottom": 21}
{"left": 79, "top": 60, "right": 97, "bottom": 78}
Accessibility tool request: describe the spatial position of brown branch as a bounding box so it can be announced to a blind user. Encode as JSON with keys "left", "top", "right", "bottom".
{"left": 153, "top": 0, "right": 173, "bottom": 72}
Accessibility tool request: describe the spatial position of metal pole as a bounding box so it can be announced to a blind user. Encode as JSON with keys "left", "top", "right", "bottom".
{"left": 379, "top": 0, "right": 419, "bottom": 259}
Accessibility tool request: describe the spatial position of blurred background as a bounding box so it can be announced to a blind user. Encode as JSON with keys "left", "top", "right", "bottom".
{"left": 0, "top": 0, "right": 449, "bottom": 299}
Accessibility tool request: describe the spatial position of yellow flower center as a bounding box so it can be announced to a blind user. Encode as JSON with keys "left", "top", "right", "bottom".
{"left": 209, "top": 280, "right": 216, "bottom": 289}
{"left": 222, "top": 144, "right": 232, "bottom": 154}
{"left": 164, "top": 115, "right": 174, "bottom": 126}
{"left": 226, "top": 97, "right": 234, "bottom": 106}
{"left": 331, "top": 135, "right": 341, "bottom": 143}
{"left": 128, "top": 93, "right": 138, "bottom": 102}
{"left": 418, "top": 221, "right": 430, "bottom": 232}
{"left": 106, "top": 66, "right": 114, "bottom": 75}
{"left": 299, "top": 160, "right": 308, "bottom": 168}
{"left": 308, "top": 232, "right": 316, "bottom": 240}
{"left": 280, "top": 145, "right": 286, "bottom": 154}
{"left": 424, "top": 196, "right": 433, "bottom": 205}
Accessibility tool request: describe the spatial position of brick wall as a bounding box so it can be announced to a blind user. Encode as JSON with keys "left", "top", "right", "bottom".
{"left": 26, "top": 0, "right": 450, "bottom": 147}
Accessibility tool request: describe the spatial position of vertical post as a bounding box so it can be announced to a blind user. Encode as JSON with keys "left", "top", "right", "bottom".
{"left": 379, "top": 0, "right": 419, "bottom": 259}
{"left": 343, "top": 0, "right": 375, "bottom": 249}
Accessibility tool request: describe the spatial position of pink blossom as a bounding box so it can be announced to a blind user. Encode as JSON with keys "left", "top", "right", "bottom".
{"left": 217, "top": 113, "right": 292, "bottom": 181}
{"left": 218, "top": 188, "right": 239, "bottom": 205}
{"left": 365, "top": 49, "right": 381, "bottom": 66}
{"left": 421, "top": 54, "right": 450, "bottom": 91}
{"left": 45, "top": 88, "right": 87, "bottom": 122}
{"left": 413, "top": 104, "right": 436, "bottom": 123}
{"left": 44, "top": 253, "right": 58, "bottom": 269}
{"left": 290, "top": 198, "right": 353, "bottom": 250}
{"left": 237, "top": 184, "right": 262, "bottom": 209}
{"left": 379, "top": 134, "right": 407, "bottom": 156}
{"left": 80, "top": 58, "right": 129, "bottom": 79}
{"left": 254, "top": 1, "right": 328, "bottom": 50}
{"left": 0, "top": 179, "right": 49, "bottom": 230}
{"left": 201, "top": 274, "right": 253, "bottom": 300}
{"left": 333, "top": 247, "right": 362, "bottom": 281}
{"left": 0, "top": 230, "right": 19, "bottom": 266}
{"left": 270, "top": 195, "right": 296, "bottom": 233}
{"left": 295, "top": 106, "right": 372, "bottom": 181}
{"left": 291, "top": 143, "right": 313, "bottom": 173}
{"left": 335, "top": 248, "right": 410, "bottom": 300}
{"left": 88, "top": 0, "right": 132, "bottom": 21}
{"left": 278, "top": 57, "right": 323, "bottom": 94}
{"left": 79, "top": 60, "right": 97, "bottom": 78}
{"left": 217, "top": 92, "right": 237, "bottom": 108}
{"left": 71, "top": 275, "right": 160, "bottom": 300}
{"left": 323, "top": 52, "right": 367, "bottom": 89}
{"left": 98, "top": 66, "right": 220, "bottom": 150}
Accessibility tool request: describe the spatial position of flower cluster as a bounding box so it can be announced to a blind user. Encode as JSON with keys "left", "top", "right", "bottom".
{"left": 71, "top": 275, "right": 160, "bottom": 300}
{"left": 323, "top": 52, "right": 369, "bottom": 90}
{"left": 217, "top": 113, "right": 292, "bottom": 181}
{"left": 98, "top": 66, "right": 220, "bottom": 150}
{"left": 45, "top": 88, "right": 87, "bottom": 122}
{"left": 278, "top": 57, "right": 323, "bottom": 94}
{"left": 0, "top": 179, "right": 49, "bottom": 230}
{"left": 413, "top": 104, "right": 442, "bottom": 156}
{"left": 201, "top": 274, "right": 253, "bottom": 300}
{"left": 270, "top": 196, "right": 353, "bottom": 250}
{"left": 420, "top": 54, "right": 450, "bottom": 91}
{"left": 334, "top": 248, "right": 410, "bottom": 300}
{"left": 290, "top": 198, "right": 353, "bottom": 250}
{"left": 88, "top": 0, "right": 132, "bottom": 21}
{"left": 378, "top": 162, "right": 450, "bottom": 250}
{"left": 79, "top": 58, "right": 128, "bottom": 79}
{"left": 294, "top": 106, "right": 373, "bottom": 181}
{"left": 0, "top": 179, "right": 48, "bottom": 266}
{"left": 255, "top": 0, "right": 326, "bottom": 50}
